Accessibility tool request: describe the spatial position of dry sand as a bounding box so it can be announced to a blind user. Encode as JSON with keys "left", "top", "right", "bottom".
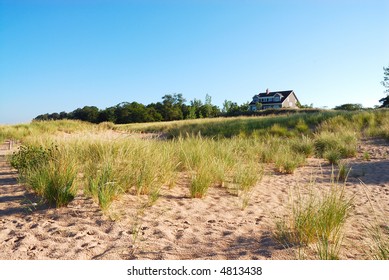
{"left": 0, "top": 138, "right": 388, "bottom": 260}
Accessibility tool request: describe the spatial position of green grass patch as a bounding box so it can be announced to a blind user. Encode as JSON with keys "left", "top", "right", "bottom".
{"left": 274, "top": 181, "right": 353, "bottom": 259}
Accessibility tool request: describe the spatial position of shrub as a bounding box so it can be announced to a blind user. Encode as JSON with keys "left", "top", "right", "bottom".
{"left": 10, "top": 145, "right": 49, "bottom": 176}
{"left": 13, "top": 144, "right": 78, "bottom": 207}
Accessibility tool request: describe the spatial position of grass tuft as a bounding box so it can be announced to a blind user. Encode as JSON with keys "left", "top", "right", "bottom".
{"left": 274, "top": 179, "right": 353, "bottom": 259}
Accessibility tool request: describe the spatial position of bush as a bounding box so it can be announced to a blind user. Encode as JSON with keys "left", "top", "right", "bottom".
{"left": 10, "top": 145, "right": 49, "bottom": 176}
{"left": 10, "top": 144, "right": 77, "bottom": 207}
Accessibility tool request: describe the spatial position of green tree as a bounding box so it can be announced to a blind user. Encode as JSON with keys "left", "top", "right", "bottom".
{"left": 255, "top": 102, "right": 262, "bottom": 111}
{"left": 98, "top": 106, "right": 116, "bottom": 123}
{"left": 222, "top": 100, "right": 233, "bottom": 114}
{"left": 161, "top": 94, "right": 185, "bottom": 121}
{"left": 71, "top": 106, "right": 100, "bottom": 123}
{"left": 379, "top": 65, "right": 389, "bottom": 108}
{"left": 202, "top": 94, "right": 213, "bottom": 118}
{"left": 190, "top": 98, "right": 203, "bottom": 118}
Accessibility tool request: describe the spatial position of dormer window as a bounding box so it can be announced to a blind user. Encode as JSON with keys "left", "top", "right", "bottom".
{"left": 274, "top": 96, "right": 280, "bottom": 101}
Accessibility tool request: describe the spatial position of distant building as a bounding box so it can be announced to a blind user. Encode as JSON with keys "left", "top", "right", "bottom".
{"left": 249, "top": 89, "right": 299, "bottom": 111}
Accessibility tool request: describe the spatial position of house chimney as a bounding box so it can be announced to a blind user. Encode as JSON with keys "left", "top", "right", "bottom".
{"left": 266, "top": 88, "right": 270, "bottom": 95}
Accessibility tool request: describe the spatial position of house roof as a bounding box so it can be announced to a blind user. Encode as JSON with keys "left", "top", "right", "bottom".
{"left": 257, "top": 90, "right": 293, "bottom": 98}
{"left": 250, "top": 90, "right": 296, "bottom": 105}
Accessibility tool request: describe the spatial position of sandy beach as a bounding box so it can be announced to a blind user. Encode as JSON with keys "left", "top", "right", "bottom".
{"left": 0, "top": 138, "right": 388, "bottom": 260}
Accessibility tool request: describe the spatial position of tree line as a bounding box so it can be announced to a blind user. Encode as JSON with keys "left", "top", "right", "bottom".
{"left": 34, "top": 94, "right": 252, "bottom": 124}
{"left": 34, "top": 66, "right": 389, "bottom": 124}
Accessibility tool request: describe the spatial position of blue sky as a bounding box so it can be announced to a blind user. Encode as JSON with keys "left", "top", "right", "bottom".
{"left": 1, "top": 0, "right": 388, "bottom": 124}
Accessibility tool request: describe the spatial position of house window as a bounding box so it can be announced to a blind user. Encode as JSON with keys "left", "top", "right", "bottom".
{"left": 274, "top": 96, "right": 280, "bottom": 101}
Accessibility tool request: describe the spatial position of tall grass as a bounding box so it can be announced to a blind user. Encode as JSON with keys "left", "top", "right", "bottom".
{"left": 85, "top": 161, "right": 121, "bottom": 211}
{"left": 274, "top": 176, "right": 353, "bottom": 259}
{"left": 360, "top": 181, "right": 389, "bottom": 260}
{"left": 5, "top": 109, "right": 389, "bottom": 212}
{"left": 11, "top": 144, "right": 78, "bottom": 207}
{"left": 314, "top": 130, "right": 358, "bottom": 164}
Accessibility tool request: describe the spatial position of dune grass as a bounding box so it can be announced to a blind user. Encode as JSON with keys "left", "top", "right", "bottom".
{"left": 2, "top": 109, "right": 389, "bottom": 261}
{"left": 10, "top": 143, "right": 78, "bottom": 207}
{"left": 274, "top": 178, "right": 353, "bottom": 259}
{"left": 4, "top": 109, "right": 389, "bottom": 211}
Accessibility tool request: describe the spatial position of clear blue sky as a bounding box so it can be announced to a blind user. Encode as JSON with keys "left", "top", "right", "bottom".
{"left": 1, "top": 0, "right": 388, "bottom": 124}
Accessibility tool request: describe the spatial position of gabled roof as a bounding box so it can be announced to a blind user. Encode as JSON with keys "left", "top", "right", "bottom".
{"left": 257, "top": 90, "right": 293, "bottom": 98}
{"left": 250, "top": 90, "right": 295, "bottom": 105}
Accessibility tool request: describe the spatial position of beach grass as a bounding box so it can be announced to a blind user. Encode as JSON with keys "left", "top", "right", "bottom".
{"left": 274, "top": 176, "right": 353, "bottom": 259}
{"left": 3, "top": 109, "right": 389, "bottom": 211}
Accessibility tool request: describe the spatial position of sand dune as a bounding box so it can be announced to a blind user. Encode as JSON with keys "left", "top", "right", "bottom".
{"left": 0, "top": 138, "right": 388, "bottom": 260}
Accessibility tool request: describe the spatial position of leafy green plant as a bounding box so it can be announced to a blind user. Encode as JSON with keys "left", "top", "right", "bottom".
{"left": 10, "top": 145, "right": 49, "bottom": 176}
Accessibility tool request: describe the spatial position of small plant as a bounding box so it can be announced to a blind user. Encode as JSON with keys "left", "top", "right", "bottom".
{"left": 269, "top": 123, "right": 290, "bottom": 137}
{"left": 290, "top": 136, "right": 314, "bottom": 157}
{"left": 363, "top": 151, "right": 371, "bottom": 161}
{"left": 324, "top": 149, "right": 341, "bottom": 165}
{"left": 189, "top": 167, "right": 212, "bottom": 198}
{"left": 10, "top": 145, "right": 49, "bottom": 177}
{"left": 273, "top": 181, "right": 353, "bottom": 259}
{"left": 316, "top": 231, "right": 343, "bottom": 260}
{"left": 232, "top": 163, "right": 260, "bottom": 192}
{"left": 369, "top": 225, "right": 389, "bottom": 260}
{"left": 296, "top": 119, "right": 310, "bottom": 134}
{"left": 337, "top": 161, "right": 351, "bottom": 182}
{"left": 86, "top": 162, "right": 122, "bottom": 211}
{"left": 147, "top": 186, "right": 162, "bottom": 206}
{"left": 42, "top": 160, "right": 78, "bottom": 207}
{"left": 275, "top": 151, "right": 305, "bottom": 174}
{"left": 11, "top": 144, "right": 77, "bottom": 207}
{"left": 231, "top": 163, "right": 262, "bottom": 209}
